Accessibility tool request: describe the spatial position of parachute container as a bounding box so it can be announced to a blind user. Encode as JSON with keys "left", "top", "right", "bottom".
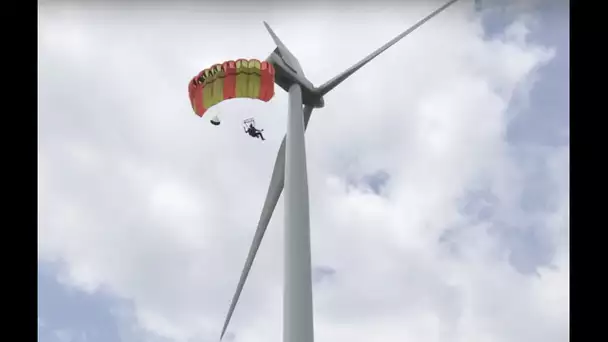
{"left": 188, "top": 58, "right": 276, "bottom": 119}
{"left": 210, "top": 115, "right": 221, "bottom": 126}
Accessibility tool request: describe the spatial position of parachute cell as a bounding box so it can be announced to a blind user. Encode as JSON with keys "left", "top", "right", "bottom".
{"left": 210, "top": 64, "right": 225, "bottom": 107}
{"left": 188, "top": 58, "right": 276, "bottom": 120}
{"left": 259, "top": 61, "right": 274, "bottom": 101}
{"left": 247, "top": 59, "right": 262, "bottom": 99}
{"left": 223, "top": 60, "right": 237, "bottom": 100}
{"left": 235, "top": 59, "right": 249, "bottom": 98}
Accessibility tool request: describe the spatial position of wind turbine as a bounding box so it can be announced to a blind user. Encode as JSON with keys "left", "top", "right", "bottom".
{"left": 219, "top": 0, "right": 462, "bottom": 341}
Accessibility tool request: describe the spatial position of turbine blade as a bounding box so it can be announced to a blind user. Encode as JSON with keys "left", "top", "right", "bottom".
{"left": 302, "top": 104, "right": 314, "bottom": 130}
{"left": 219, "top": 105, "right": 315, "bottom": 340}
{"left": 263, "top": 21, "right": 304, "bottom": 75}
{"left": 219, "top": 146, "right": 284, "bottom": 340}
{"left": 263, "top": 21, "right": 289, "bottom": 54}
{"left": 316, "top": 0, "right": 461, "bottom": 96}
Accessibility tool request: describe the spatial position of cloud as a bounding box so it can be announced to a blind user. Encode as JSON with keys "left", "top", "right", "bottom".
{"left": 38, "top": 1, "right": 568, "bottom": 342}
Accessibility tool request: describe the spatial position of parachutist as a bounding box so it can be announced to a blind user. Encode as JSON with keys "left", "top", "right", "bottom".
{"left": 245, "top": 123, "right": 265, "bottom": 141}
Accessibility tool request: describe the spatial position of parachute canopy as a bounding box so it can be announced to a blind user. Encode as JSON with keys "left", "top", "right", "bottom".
{"left": 188, "top": 59, "right": 276, "bottom": 118}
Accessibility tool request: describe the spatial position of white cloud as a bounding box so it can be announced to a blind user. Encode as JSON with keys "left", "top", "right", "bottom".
{"left": 38, "top": 2, "right": 568, "bottom": 342}
{"left": 53, "top": 329, "right": 76, "bottom": 342}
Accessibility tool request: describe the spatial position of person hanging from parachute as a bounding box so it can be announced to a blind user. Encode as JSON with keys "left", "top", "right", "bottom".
{"left": 243, "top": 118, "right": 265, "bottom": 140}
{"left": 187, "top": 59, "right": 276, "bottom": 141}
{"left": 245, "top": 124, "right": 265, "bottom": 140}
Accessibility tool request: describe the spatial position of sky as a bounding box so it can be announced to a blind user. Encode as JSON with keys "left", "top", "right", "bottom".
{"left": 38, "top": 0, "right": 569, "bottom": 341}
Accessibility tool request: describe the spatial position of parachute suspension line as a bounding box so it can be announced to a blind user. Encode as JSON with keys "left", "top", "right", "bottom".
{"left": 243, "top": 117, "right": 256, "bottom": 129}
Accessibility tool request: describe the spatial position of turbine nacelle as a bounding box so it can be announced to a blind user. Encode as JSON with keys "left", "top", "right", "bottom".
{"left": 266, "top": 49, "right": 325, "bottom": 109}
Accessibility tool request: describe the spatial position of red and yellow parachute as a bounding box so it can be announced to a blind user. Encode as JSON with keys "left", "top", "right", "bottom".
{"left": 188, "top": 59, "right": 276, "bottom": 123}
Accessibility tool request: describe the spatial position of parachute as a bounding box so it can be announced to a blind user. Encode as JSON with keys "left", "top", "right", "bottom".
{"left": 188, "top": 59, "right": 276, "bottom": 125}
